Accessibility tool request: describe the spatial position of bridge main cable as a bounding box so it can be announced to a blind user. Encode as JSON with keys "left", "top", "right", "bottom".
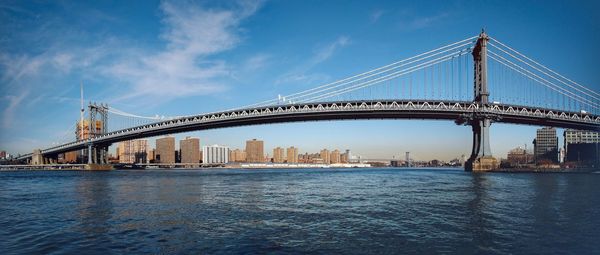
{"left": 238, "top": 36, "right": 478, "bottom": 108}
{"left": 489, "top": 39, "right": 599, "bottom": 101}
{"left": 296, "top": 50, "right": 471, "bottom": 103}
{"left": 488, "top": 51, "right": 600, "bottom": 110}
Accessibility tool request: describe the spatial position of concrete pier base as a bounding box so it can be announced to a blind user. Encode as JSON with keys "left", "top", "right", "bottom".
{"left": 465, "top": 156, "right": 499, "bottom": 171}
{"left": 84, "top": 164, "right": 114, "bottom": 171}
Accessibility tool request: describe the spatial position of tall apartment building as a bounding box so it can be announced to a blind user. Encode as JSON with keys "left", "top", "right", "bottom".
{"left": 75, "top": 120, "right": 103, "bottom": 140}
{"left": 563, "top": 129, "right": 600, "bottom": 163}
{"left": 229, "top": 149, "right": 246, "bottom": 162}
{"left": 180, "top": 137, "right": 200, "bottom": 164}
{"left": 273, "top": 147, "right": 285, "bottom": 163}
{"left": 246, "top": 139, "right": 264, "bottom": 163}
{"left": 340, "top": 152, "right": 348, "bottom": 163}
{"left": 286, "top": 146, "right": 298, "bottom": 163}
{"left": 533, "top": 127, "right": 558, "bottom": 163}
{"left": 564, "top": 129, "right": 599, "bottom": 153}
{"left": 118, "top": 139, "right": 149, "bottom": 163}
{"left": 320, "top": 149, "right": 330, "bottom": 164}
{"left": 202, "top": 145, "right": 229, "bottom": 164}
{"left": 330, "top": 149, "right": 341, "bottom": 164}
{"left": 156, "top": 136, "right": 175, "bottom": 164}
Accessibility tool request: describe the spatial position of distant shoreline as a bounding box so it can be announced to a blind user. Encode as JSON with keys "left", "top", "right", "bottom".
{"left": 1, "top": 165, "right": 597, "bottom": 173}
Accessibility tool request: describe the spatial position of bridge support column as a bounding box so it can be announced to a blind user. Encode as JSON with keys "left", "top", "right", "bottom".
{"left": 465, "top": 118, "right": 498, "bottom": 171}
{"left": 463, "top": 30, "right": 498, "bottom": 172}
{"left": 87, "top": 144, "right": 93, "bottom": 164}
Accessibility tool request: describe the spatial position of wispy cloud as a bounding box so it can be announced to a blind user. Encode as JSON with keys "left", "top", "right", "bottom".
{"left": 105, "top": 0, "right": 263, "bottom": 103}
{"left": 276, "top": 36, "right": 350, "bottom": 86}
{"left": 370, "top": 9, "right": 385, "bottom": 23}
{"left": 397, "top": 12, "right": 451, "bottom": 31}
{"left": 1, "top": 90, "right": 28, "bottom": 128}
{"left": 0, "top": 0, "right": 264, "bottom": 146}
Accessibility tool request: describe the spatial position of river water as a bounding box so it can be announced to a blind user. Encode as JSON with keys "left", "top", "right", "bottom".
{"left": 1, "top": 168, "right": 598, "bottom": 254}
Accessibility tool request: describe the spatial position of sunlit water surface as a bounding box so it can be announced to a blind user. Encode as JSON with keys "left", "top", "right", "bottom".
{"left": 1, "top": 168, "right": 599, "bottom": 254}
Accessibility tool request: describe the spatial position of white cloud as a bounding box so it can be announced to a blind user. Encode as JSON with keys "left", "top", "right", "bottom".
{"left": 1, "top": 90, "right": 28, "bottom": 128}
{"left": 398, "top": 12, "right": 450, "bottom": 31}
{"left": 275, "top": 36, "right": 350, "bottom": 86}
{"left": 370, "top": 9, "right": 385, "bottom": 23}
{"left": 105, "top": 0, "right": 263, "bottom": 102}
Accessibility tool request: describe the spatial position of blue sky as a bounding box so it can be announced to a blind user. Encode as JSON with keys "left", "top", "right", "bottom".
{"left": 1, "top": 0, "right": 599, "bottom": 160}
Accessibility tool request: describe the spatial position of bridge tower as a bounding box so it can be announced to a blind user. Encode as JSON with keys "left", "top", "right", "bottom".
{"left": 464, "top": 30, "right": 499, "bottom": 171}
{"left": 86, "top": 103, "right": 109, "bottom": 164}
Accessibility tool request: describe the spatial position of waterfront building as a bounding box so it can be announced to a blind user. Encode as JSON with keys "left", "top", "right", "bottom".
{"left": 563, "top": 129, "right": 600, "bottom": 160}
{"left": 533, "top": 127, "right": 558, "bottom": 163}
{"left": 345, "top": 149, "right": 356, "bottom": 163}
{"left": 180, "top": 137, "right": 200, "bottom": 164}
{"left": 320, "top": 149, "right": 330, "bottom": 164}
{"left": 245, "top": 139, "right": 264, "bottom": 163}
{"left": 148, "top": 149, "right": 155, "bottom": 163}
{"left": 286, "top": 146, "right": 298, "bottom": 163}
{"left": 0, "top": 150, "right": 5, "bottom": 159}
{"left": 340, "top": 152, "right": 348, "bottom": 163}
{"left": 330, "top": 149, "right": 341, "bottom": 164}
{"left": 118, "top": 139, "right": 149, "bottom": 163}
{"left": 506, "top": 146, "right": 533, "bottom": 166}
{"left": 202, "top": 145, "right": 229, "bottom": 164}
{"left": 156, "top": 136, "right": 175, "bottom": 164}
{"left": 273, "top": 147, "right": 285, "bottom": 163}
{"left": 229, "top": 149, "right": 246, "bottom": 162}
{"left": 565, "top": 143, "right": 599, "bottom": 165}
{"left": 61, "top": 151, "right": 77, "bottom": 163}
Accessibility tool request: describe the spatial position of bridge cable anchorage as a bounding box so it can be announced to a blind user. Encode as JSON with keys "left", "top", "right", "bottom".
{"left": 489, "top": 42, "right": 599, "bottom": 101}
{"left": 295, "top": 50, "right": 472, "bottom": 103}
{"left": 489, "top": 37, "right": 600, "bottom": 97}
{"left": 488, "top": 51, "right": 600, "bottom": 110}
{"left": 236, "top": 36, "right": 478, "bottom": 109}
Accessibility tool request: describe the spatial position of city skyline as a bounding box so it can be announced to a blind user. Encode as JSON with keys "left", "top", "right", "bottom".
{"left": 1, "top": 0, "right": 600, "bottom": 160}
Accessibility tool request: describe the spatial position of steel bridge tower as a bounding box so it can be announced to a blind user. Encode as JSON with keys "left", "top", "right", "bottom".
{"left": 86, "top": 102, "right": 109, "bottom": 165}
{"left": 461, "top": 31, "right": 499, "bottom": 171}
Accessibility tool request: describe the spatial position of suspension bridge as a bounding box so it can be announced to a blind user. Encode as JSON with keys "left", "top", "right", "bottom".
{"left": 15, "top": 31, "right": 600, "bottom": 171}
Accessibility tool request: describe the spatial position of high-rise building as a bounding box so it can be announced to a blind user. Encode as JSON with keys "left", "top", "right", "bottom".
{"left": 202, "top": 145, "right": 229, "bottom": 164}
{"left": 533, "top": 127, "right": 558, "bottom": 163}
{"left": 286, "top": 146, "right": 298, "bottom": 163}
{"left": 320, "top": 149, "right": 330, "bottom": 164}
{"left": 330, "top": 149, "right": 341, "bottom": 164}
{"left": 156, "top": 136, "right": 175, "bottom": 164}
{"left": 273, "top": 147, "right": 285, "bottom": 163}
{"left": 563, "top": 129, "right": 600, "bottom": 164}
{"left": 340, "top": 152, "right": 348, "bottom": 163}
{"left": 118, "top": 139, "right": 149, "bottom": 163}
{"left": 75, "top": 120, "right": 103, "bottom": 140}
{"left": 564, "top": 129, "right": 599, "bottom": 154}
{"left": 0, "top": 151, "right": 5, "bottom": 159}
{"left": 148, "top": 149, "right": 155, "bottom": 163}
{"left": 180, "top": 137, "right": 200, "bottom": 164}
{"left": 246, "top": 139, "right": 264, "bottom": 163}
{"left": 229, "top": 149, "right": 246, "bottom": 162}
